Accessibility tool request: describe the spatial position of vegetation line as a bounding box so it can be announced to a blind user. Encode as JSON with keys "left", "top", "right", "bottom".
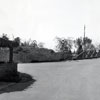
{"left": 0, "top": 33, "right": 100, "bottom": 63}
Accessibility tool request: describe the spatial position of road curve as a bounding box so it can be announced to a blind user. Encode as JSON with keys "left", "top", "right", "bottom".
{"left": 0, "top": 59, "right": 100, "bottom": 100}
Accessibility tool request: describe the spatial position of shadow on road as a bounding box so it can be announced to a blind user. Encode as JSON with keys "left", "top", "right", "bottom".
{"left": 0, "top": 72, "right": 36, "bottom": 94}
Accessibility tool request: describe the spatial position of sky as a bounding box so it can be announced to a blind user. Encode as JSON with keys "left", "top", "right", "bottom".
{"left": 0, "top": 0, "right": 100, "bottom": 49}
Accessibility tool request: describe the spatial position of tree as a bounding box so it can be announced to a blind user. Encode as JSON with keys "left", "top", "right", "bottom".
{"left": 30, "top": 40, "right": 38, "bottom": 48}
{"left": 21, "top": 39, "right": 34, "bottom": 47}
{"left": 74, "top": 37, "right": 82, "bottom": 47}
{"left": 83, "top": 37, "right": 92, "bottom": 45}
{"left": 75, "top": 37, "right": 93, "bottom": 52}
{"left": 74, "top": 37, "right": 84, "bottom": 59}
{"left": 38, "top": 42, "right": 44, "bottom": 48}
{"left": 13, "top": 37, "right": 21, "bottom": 46}
{"left": 56, "top": 37, "right": 73, "bottom": 53}
{"left": 56, "top": 37, "right": 73, "bottom": 60}
{"left": 1, "top": 33, "right": 9, "bottom": 40}
{"left": 21, "top": 41, "right": 29, "bottom": 46}
{"left": 74, "top": 37, "right": 94, "bottom": 59}
{"left": 83, "top": 37, "right": 92, "bottom": 50}
{"left": 74, "top": 37, "right": 83, "bottom": 53}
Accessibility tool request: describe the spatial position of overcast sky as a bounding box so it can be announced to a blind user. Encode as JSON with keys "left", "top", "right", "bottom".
{"left": 0, "top": 0, "right": 100, "bottom": 49}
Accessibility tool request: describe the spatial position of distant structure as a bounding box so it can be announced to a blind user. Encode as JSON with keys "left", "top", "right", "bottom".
{"left": 0, "top": 38, "right": 19, "bottom": 82}
{"left": 0, "top": 38, "right": 19, "bottom": 62}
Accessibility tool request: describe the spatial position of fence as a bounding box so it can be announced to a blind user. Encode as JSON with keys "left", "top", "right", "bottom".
{"left": 72, "top": 49, "right": 100, "bottom": 60}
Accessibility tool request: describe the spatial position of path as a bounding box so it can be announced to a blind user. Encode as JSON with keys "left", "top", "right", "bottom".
{"left": 0, "top": 59, "right": 100, "bottom": 100}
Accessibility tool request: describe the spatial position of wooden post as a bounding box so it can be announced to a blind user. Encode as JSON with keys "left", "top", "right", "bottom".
{"left": 9, "top": 47, "right": 13, "bottom": 63}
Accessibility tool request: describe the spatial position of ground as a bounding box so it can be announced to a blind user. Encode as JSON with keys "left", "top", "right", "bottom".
{"left": 0, "top": 58, "right": 100, "bottom": 100}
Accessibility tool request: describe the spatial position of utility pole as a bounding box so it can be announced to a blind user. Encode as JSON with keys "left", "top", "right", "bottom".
{"left": 83, "top": 25, "right": 86, "bottom": 58}
{"left": 84, "top": 25, "right": 86, "bottom": 45}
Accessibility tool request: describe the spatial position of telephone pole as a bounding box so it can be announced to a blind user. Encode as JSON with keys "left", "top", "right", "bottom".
{"left": 83, "top": 25, "right": 86, "bottom": 58}
{"left": 84, "top": 25, "right": 85, "bottom": 40}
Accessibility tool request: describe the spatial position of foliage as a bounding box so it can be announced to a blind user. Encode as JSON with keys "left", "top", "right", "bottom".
{"left": 74, "top": 37, "right": 95, "bottom": 59}
{"left": 21, "top": 39, "right": 38, "bottom": 48}
{"left": 1, "top": 33, "right": 9, "bottom": 40}
{"left": 13, "top": 37, "right": 21, "bottom": 46}
{"left": 75, "top": 37, "right": 92, "bottom": 48}
{"left": 38, "top": 42, "right": 44, "bottom": 48}
{"left": 0, "top": 33, "right": 100, "bottom": 62}
{"left": 30, "top": 40, "right": 38, "bottom": 48}
{"left": 83, "top": 37, "right": 92, "bottom": 45}
{"left": 56, "top": 37, "right": 73, "bottom": 53}
{"left": 74, "top": 37, "right": 82, "bottom": 48}
{"left": 13, "top": 47, "right": 65, "bottom": 63}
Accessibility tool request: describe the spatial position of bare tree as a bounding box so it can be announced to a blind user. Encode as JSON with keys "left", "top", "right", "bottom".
{"left": 56, "top": 37, "right": 73, "bottom": 52}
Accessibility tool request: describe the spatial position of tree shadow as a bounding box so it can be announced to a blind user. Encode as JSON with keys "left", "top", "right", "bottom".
{"left": 0, "top": 72, "right": 36, "bottom": 94}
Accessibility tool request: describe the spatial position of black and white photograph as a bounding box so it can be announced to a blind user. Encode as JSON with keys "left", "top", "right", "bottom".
{"left": 0, "top": 0, "right": 100, "bottom": 100}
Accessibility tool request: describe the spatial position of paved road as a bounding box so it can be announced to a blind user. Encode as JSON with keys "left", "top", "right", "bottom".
{"left": 0, "top": 59, "right": 100, "bottom": 100}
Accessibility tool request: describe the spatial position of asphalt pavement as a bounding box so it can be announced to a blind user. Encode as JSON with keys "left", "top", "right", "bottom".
{"left": 0, "top": 59, "right": 100, "bottom": 100}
